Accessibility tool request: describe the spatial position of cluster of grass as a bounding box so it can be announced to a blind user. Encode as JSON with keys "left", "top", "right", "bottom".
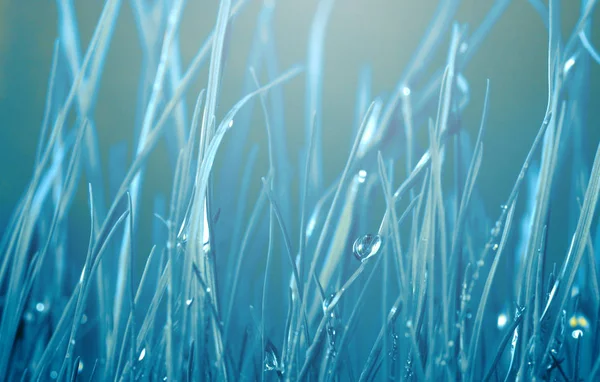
{"left": 2, "top": 0, "right": 600, "bottom": 380}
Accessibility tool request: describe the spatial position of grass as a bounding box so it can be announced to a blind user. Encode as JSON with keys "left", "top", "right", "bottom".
{"left": 2, "top": 0, "right": 600, "bottom": 380}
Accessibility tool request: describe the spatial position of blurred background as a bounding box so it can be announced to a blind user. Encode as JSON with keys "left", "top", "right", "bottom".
{"left": 0, "top": 0, "right": 599, "bottom": 265}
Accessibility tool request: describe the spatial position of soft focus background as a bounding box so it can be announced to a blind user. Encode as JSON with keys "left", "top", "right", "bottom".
{"left": 0, "top": 0, "right": 599, "bottom": 265}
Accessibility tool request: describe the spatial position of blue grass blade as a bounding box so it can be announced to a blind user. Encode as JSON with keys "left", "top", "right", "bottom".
{"left": 200, "top": 0, "right": 233, "bottom": 146}
{"left": 218, "top": 1, "right": 277, "bottom": 219}
{"left": 35, "top": 40, "right": 61, "bottom": 167}
{"left": 305, "top": 0, "right": 336, "bottom": 200}
{"left": 467, "top": 201, "right": 517, "bottom": 381}
{"left": 354, "top": 65, "right": 372, "bottom": 141}
{"left": 108, "top": 141, "right": 128, "bottom": 201}
{"left": 115, "top": 0, "right": 186, "bottom": 344}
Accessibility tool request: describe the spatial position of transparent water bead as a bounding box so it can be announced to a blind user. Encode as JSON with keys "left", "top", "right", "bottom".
{"left": 352, "top": 234, "right": 382, "bottom": 262}
{"left": 322, "top": 293, "right": 336, "bottom": 314}
{"left": 357, "top": 169, "right": 367, "bottom": 183}
{"left": 264, "top": 340, "right": 280, "bottom": 372}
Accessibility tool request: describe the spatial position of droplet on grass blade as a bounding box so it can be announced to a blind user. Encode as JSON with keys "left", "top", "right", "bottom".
{"left": 352, "top": 234, "right": 382, "bottom": 262}
{"left": 497, "top": 313, "right": 508, "bottom": 329}
{"left": 264, "top": 340, "right": 281, "bottom": 372}
{"left": 357, "top": 169, "right": 367, "bottom": 183}
{"left": 322, "top": 293, "right": 336, "bottom": 314}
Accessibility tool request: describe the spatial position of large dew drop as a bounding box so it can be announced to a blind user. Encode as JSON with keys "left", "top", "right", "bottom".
{"left": 264, "top": 340, "right": 281, "bottom": 372}
{"left": 352, "top": 234, "right": 382, "bottom": 262}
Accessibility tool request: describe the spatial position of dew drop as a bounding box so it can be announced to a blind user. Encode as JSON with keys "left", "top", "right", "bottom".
{"left": 322, "top": 293, "right": 336, "bottom": 314}
{"left": 572, "top": 329, "right": 583, "bottom": 339}
{"left": 81, "top": 314, "right": 88, "bottom": 324}
{"left": 35, "top": 302, "right": 45, "bottom": 312}
{"left": 78, "top": 362, "right": 84, "bottom": 373}
{"left": 353, "top": 234, "right": 382, "bottom": 262}
{"left": 402, "top": 86, "right": 411, "bottom": 96}
{"left": 492, "top": 243, "right": 499, "bottom": 251}
{"left": 564, "top": 57, "right": 576, "bottom": 74}
{"left": 228, "top": 120, "right": 234, "bottom": 128}
{"left": 264, "top": 340, "right": 280, "bottom": 372}
{"left": 186, "top": 298, "right": 194, "bottom": 306}
{"left": 138, "top": 348, "right": 146, "bottom": 361}
{"left": 357, "top": 169, "right": 367, "bottom": 184}
{"left": 497, "top": 313, "right": 508, "bottom": 330}
{"left": 50, "top": 371, "right": 58, "bottom": 380}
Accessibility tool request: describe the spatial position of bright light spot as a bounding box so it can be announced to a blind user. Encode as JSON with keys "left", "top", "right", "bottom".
{"left": 402, "top": 86, "right": 411, "bottom": 96}
{"left": 569, "top": 316, "right": 578, "bottom": 328}
{"left": 139, "top": 348, "right": 146, "bottom": 361}
{"left": 578, "top": 315, "right": 590, "bottom": 329}
{"left": 497, "top": 313, "right": 508, "bottom": 330}
{"left": 564, "top": 57, "right": 576, "bottom": 74}
{"left": 357, "top": 170, "right": 367, "bottom": 183}
{"left": 572, "top": 329, "right": 584, "bottom": 339}
{"left": 571, "top": 285, "right": 580, "bottom": 297}
{"left": 35, "top": 303, "right": 45, "bottom": 312}
{"left": 228, "top": 119, "right": 234, "bottom": 128}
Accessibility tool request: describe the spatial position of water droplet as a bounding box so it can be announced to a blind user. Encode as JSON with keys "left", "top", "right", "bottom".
{"left": 81, "top": 314, "right": 88, "bottom": 324}
{"left": 476, "top": 259, "right": 484, "bottom": 267}
{"left": 448, "top": 340, "right": 455, "bottom": 348}
{"left": 322, "top": 293, "right": 336, "bottom": 314}
{"left": 402, "top": 86, "right": 411, "bottom": 96}
{"left": 50, "top": 371, "right": 58, "bottom": 380}
{"left": 186, "top": 298, "right": 194, "bottom": 306}
{"left": 490, "top": 221, "right": 501, "bottom": 237}
{"left": 264, "top": 340, "right": 280, "bottom": 372}
{"left": 353, "top": 234, "right": 382, "bottom": 262}
{"left": 206, "top": 287, "right": 211, "bottom": 293}
{"left": 459, "top": 42, "right": 468, "bottom": 53}
{"left": 35, "top": 302, "right": 45, "bottom": 312}
{"left": 78, "top": 362, "right": 84, "bottom": 373}
{"left": 138, "top": 348, "right": 146, "bottom": 361}
{"left": 564, "top": 57, "right": 576, "bottom": 74}
{"left": 497, "top": 313, "right": 508, "bottom": 330}
{"left": 492, "top": 243, "right": 499, "bottom": 251}
{"left": 500, "top": 204, "right": 507, "bottom": 211}
{"left": 357, "top": 169, "right": 367, "bottom": 183}
{"left": 228, "top": 120, "right": 234, "bottom": 128}
{"left": 70, "top": 339, "right": 76, "bottom": 345}
{"left": 572, "top": 329, "right": 583, "bottom": 339}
